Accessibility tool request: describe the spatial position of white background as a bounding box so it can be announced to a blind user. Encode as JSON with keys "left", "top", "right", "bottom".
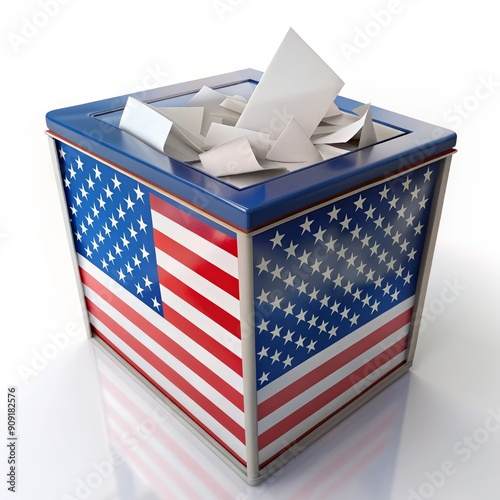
{"left": 1, "top": 1, "right": 499, "bottom": 499}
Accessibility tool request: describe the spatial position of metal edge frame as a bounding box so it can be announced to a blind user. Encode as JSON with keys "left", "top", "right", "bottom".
{"left": 405, "top": 155, "right": 452, "bottom": 362}
{"left": 237, "top": 233, "right": 260, "bottom": 482}
{"left": 47, "top": 135, "right": 92, "bottom": 340}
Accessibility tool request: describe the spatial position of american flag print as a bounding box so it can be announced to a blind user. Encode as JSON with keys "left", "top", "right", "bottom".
{"left": 253, "top": 162, "right": 438, "bottom": 464}
{"left": 55, "top": 141, "right": 246, "bottom": 463}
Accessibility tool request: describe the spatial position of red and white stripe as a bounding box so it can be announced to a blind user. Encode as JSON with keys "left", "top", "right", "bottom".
{"left": 257, "top": 297, "right": 413, "bottom": 465}
{"left": 80, "top": 255, "right": 246, "bottom": 463}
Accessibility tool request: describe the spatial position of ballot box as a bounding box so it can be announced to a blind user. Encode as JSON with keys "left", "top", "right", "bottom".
{"left": 46, "top": 68, "right": 456, "bottom": 484}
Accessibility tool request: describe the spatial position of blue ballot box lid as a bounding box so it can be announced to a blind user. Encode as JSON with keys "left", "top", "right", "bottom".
{"left": 46, "top": 69, "right": 457, "bottom": 231}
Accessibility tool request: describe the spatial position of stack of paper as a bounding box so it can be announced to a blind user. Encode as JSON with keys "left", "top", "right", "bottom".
{"left": 119, "top": 28, "right": 380, "bottom": 178}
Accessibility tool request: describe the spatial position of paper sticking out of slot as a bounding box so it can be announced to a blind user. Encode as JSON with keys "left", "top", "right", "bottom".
{"left": 118, "top": 28, "right": 382, "bottom": 178}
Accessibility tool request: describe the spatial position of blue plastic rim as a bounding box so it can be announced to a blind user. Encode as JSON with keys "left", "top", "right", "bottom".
{"left": 46, "top": 69, "right": 457, "bottom": 231}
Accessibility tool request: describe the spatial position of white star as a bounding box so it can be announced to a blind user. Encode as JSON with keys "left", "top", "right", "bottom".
{"left": 125, "top": 261, "right": 134, "bottom": 275}
{"left": 298, "top": 250, "right": 311, "bottom": 267}
{"left": 75, "top": 231, "right": 82, "bottom": 242}
{"left": 295, "top": 335, "right": 306, "bottom": 349}
{"left": 307, "top": 314, "right": 318, "bottom": 329}
{"left": 361, "top": 293, "right": 372, "bottom": 307}
{"left": 283, "top": 303, "right": 295, "bottom": 317}
{"left": 58, "top": 147, "right": 66, "bottom": 159}
{"left": 270, "top": 295, "right": 283, "bottom": 311}
{"left": 270, "top": 325, "right": 282, "bottom": 339}
{"left": 257, "top": 289, "right": 270, "bottom": 304}
{"left": 143, "top": 275, "right": 153, "bottom": 289}
{"left": 257, "top": 346, "right": 269, "bottom": 360}
{"left": 349, "top": 313, "right": 360, "bottom": 326}
{"left": 117, "top": 268, "right": 126, "bottom": 282}
{"left": 343, "top": 280, "right": 354, "bottom": 294}
{"left": 384, "top": 223, "right": 393, "bottom": 237}
{"left": 101, "top": 258, "right": 108, "bottom": 270}
{"left": 128, "top": 223, "right": 138, "bottom": 241}
{"left": 392, "top": 231, "right": 401, "bottom": 244}
{"left": 306, "top": 339, "right": 317, "bottom": 353}
{"left": 409, "top": 183, "right": 421, "bottom": 202}
{"left": 97, "top": 195, "right": 106, "bottom": 209}
{"left": 319, "top": 294, "right": 330, "bottom": 308}
{"left": 346, "top": 253, "right": 357, "bottom": 268}
{"left": 68, "top": 165, "right": 76, "bottom": 179}
{"left": 360, "top": 234, "right": 372, "bottom": 248}
{"left": 340, "top": 306, "right": 350, "bottom": 320}
{"left": 423, "top": 168, "right": 433, "bottom": 182}
{"left": 300, "top": 216, "right": 314, "bottom": 234}
{"left": 339, "top": 214, "right": 351, "bottom": 231}
{"left": 140, "top": 245, "right": 150, "bottom": 261}
{"left": 383, "top": 283, "right": 392, "bottom": 295}
{"left": 402, "top": 176, "right": 412, "bottom": 191}
{"left": 354, "top": 194, "right": 366, "bottom": 211}
{"left": 378, "top": 250, "right": 388, "bottom": 263}
{"left": 84, "top": 246, "right": 92, "bottom": 257}
{"left": 91, "top": 204, "right": 100, "bottom": 218}
{"left": 328, "top": 325, "right": 338, "bottom": 338}
{"left": 379, "top": 184, "right": 390, "bottom": 200}
{"left": 137, "top": 216, "right": 147, "bottom": 232}
{"left": 369, "top": 241, "right": 380, "bottom": 256}
{"left": 325, "top": 236, "right": 337, "bottom": 252}
{"left": 283, "top": 272, "right": 296, "bottom": 289}
{"left": 85, "top": 214, "right": 94, "bottom": 227}
{"left": 373, "top": 276, "right": 383, "bottom": 289}
{"left": 270, "top": 350, "right": 282, "bottom": 364}
{"left": 408, "top": 248, "right": 417, "bottom": 261}
{"left": 86, "top": 176, "right": 95, "bottom": 190}
{"left": 418, "top": 196, "right": 429, "bottom": 210}
{"left": 397, "top": 205, "right": 407, "bottom": 219}
{"left": 121, "top": 234, "right": 130, "bottom": 249}
{"left": 93, "top": 164, "right": 101, "bottom": 180}
{"left": 327, "top": 205, "right": 341, "bottom": 221}
{"left": 364, "top": 204, "right": 376, "bottom": 220}
{"left": 374, "top": 214, "right": 385, "bottom": 228}
{"left": 313, "top": 226, "right": 326, "bottom": 243}
{"left": 414, "top": 222, "right": 424, "bottom": 235}
{"left": 90, "top": 238, "right": 99, "bottom": 251}
{"left": 365, "top": 268, "right": 375, "bottom": 281}
{"left": 259, "top": 372, "right": 269, "bottom": 385}
{"left": 75, "top": 155, "right": 84, "bottom": 170}
{"left": 111, "top": 174, "right": 121, "bottom": 190}
{"left": 256, "top": 257, "right": 270, "bottom": 275}
{"left": 79, "top": 185, "right": 89, "bottom": 199}
{"left": 107, "top": 250, "right": 115, "bottom": 264}
{"left": 152, "top": 296, "right": 161, "bottom": 310}
{"left": 321, "top": 266, "right": 333, "bottom": 281}
{"left": 388, "top": 195, "right": 399, "bottom": 210}
{"left": 125, "top": 194, "right": 135, "bottom": 211}
{"left": 109, "top": 214, "right": 118, "bottom": 229}
{"left": 371, "top": 300, "right": 380, "bottom": 313}
{"left": 406, "top": 213, "right": 415, "bottom": 227}
{"left": 395, "top": 264, "right": 405, "bottom": 278}
{"left": 103, "top": 184, "right": 113, "bottom": 199}
{"left": 336, "top": 244, "right": 347, "bottom": 259}
{"left": 403, "top": 271, "right": 413, "bottom": 285}
{"left": 353, "top": 288, "right": 362, "bottom": 300}
{"left": 310, "top": 258, "right": 322, "bottom": 274}
{"left": 135, "top": 283, "right": 144, "bottom": 296}
{"left": 400, "top": 239, "right": 410, "bottom": 252}
{"left": 270, "top": 264, "right": 283, "bottom": 281}
{"left": 257, "top": 319, "right": 269, "bottom": 333}
{"left": 132, "top": 254, "right": 141, "bottom": 268}
{"left": 284, "top": 241, "right": 298, "bottom": 259}
{"left": 296, "top": 309, "right": 307, "bottom": 323}
{"left": 116, "top": 205, "right": 126, "bottom": 220}
{"left": 113, "top": 242, "right": 123, "bottom": 257}
{"left": 64, "top": 177, "right": 70, "bottom": 188}
{"left": 330, "top": 300, "right": 341, "bottom": 314}
{"left": 308, "top": 287, "right": 319, "bottom": 302}
{"left": 333, "top": 274, "right": 343, "bottom": 288}
{"left": 134, "top": 184, "right": 145, "bottom": 202}
{"left": 350, "top": 224, "right": 362, "bottom": 240}
{"left": 283, "top": 330, "right": 294, "bottom": 344}
{"left": 297, "top": 280, "right": 308, "bottom": 295}
{"left": 386, "top": 257, "right": 397, "bottom": 271}
{"left": 270, "top": 230, "right": 285, "bottom": 249}
{"left": 80, "top": 221, "right": 87, "bottom": 234}
{"left": 391, "top": 288, "right": 400, "bottom": 302}
{"left": 283, "top": 355, "right": 294, "bottom": 368}
{"left": 318, "top": 320, "right": 328, "bottom": 334}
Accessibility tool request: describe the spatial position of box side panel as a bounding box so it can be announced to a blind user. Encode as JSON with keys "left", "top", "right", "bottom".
{"left": 53, "top": 139, "right": 247, "bottom": 464}
{"left": 252, "top": 161, "right": 440, "bottom": 465}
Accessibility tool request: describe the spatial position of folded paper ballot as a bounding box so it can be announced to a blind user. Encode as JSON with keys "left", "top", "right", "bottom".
{"left": 119, "top": 28, "right": 383, "bottom": 178}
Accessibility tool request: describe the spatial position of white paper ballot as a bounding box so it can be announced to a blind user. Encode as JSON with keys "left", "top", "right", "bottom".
{"left": 267, "top": 117, "right": 323, "bottom": 162}
{"left": 156, "top": 106, "right": 204, "bottom": 136}
{"left": 119, "top": 97, "right": 200, "bottom": 162}
{"left": 185, "top": 86, "right": 240, "bottom": 136}
{"left": 236, "top": 28, "right": 344, "bottom": 139}
{"left": 220, "top": 96, "right": 247, "bottom": 114}
{"left": 204, "top": 122, "right": 270, "bottom": 159}
{"left": 354, "top": 103, "right": 378, "bottom": 148}
{"left": 315, "top": 144, "right": 349, "bottom": 160}
{"left": 313, "top": 107, "right": 370, "bottom": 144}
{"left": 199, "top": 136, "right": 277, "bottom": 177}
